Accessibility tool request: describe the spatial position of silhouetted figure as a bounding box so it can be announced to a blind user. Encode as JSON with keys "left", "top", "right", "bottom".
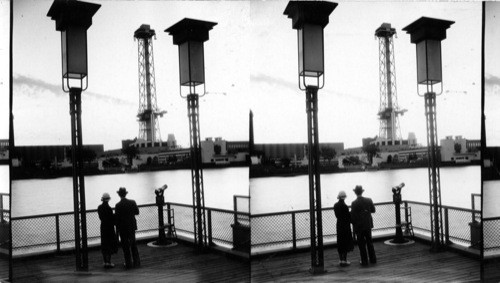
{"left": 333, "top": 190, "right": 354, "bottom": 267}
{"left": 115, "top": 187, "right": 140, "bottom": 269}
{"left": 98, "top": 192, "right": 118, "bottom": 268}
{"left": 351, "top": 185, "right": 377, "bottom": 266}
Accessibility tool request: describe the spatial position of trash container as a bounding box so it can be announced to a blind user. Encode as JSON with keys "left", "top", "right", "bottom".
{"left": 469, "top": 221, "right": 481, "bottom": 249}
{"left": 231, "top": 222, "right": 250, "bottom": 253}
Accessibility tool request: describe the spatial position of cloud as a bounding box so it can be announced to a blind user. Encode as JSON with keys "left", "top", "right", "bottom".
{"left": 250, "top": 73, "right": 296, "bottom": 92}
{"left": 13, "top": 74, "right": 135, "bottom": 106}
{"left": 485, "top": 74, "right": 500, "bottom": 88}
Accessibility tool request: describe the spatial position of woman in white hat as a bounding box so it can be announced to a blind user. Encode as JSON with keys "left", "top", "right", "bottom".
{"left": 333, "top": 190, "right": 354, "bottom": 267}
{"left": 98, "top": 192, "right": 118, "bottom": 268}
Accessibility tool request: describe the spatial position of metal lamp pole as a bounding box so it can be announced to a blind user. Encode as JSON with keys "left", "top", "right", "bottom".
{"left": 403, "top": 17, "right": 454, "bottom": 252}
{"left": 284, "top": 1, "right": 337, "bottom": 274}
{"left": 47, "top": 0, "right": 100, "bottom": 270}
{"left": 166, "top": 18, "right": 217, "bottom": 250}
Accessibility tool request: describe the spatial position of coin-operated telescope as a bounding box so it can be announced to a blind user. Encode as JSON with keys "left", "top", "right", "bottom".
{"left": 155, "top": 184, "right": 168, "bottom": 206}
{"left": 391, "top": 182, "right": 409, "bottom": 244}
{"left": 392, "top": 183, "right": 405, "bottom": 204}
{"left": 154, "top": 184, "right": 168, "bottom": 244}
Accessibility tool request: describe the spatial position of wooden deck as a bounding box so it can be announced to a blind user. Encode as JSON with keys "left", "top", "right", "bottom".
{"left": 12, "top": 241, "right": 249, "bottom": 282}
{"left": 483, "top": 258, "right": 500, "bottom": 282}
{"left": 251, "top": 240, "right": 480, "bottom": 282}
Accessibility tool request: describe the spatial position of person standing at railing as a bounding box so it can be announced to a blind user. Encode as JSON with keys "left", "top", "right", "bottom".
{"left": 98, "top": 192, "right": 118, "bottom": 268}
{"left": 115, "top": 187, "right": 141, "bottom": 269}
{"left": 333, "top": 190, "right": 354, "bottom": 267}
{"left": 351, "top": 185, "right": 377, "bottom": 266}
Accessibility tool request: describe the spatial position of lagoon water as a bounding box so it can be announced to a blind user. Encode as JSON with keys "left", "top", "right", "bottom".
{"left": 11, "top": 166, "right": 481, "bottom": 217}
{"left": 250, "top": 166, "right": 481, "bottom": 214}
{"left": 12, "top": 167, "right": 249, "bottom": 217}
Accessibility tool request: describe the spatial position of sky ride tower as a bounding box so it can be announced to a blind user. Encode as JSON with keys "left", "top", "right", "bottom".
{"left": 134, "top": 24, "right": 165, "bottom": 147}
{"left": 375, "top": 23, "right": 406, "bottom": 145}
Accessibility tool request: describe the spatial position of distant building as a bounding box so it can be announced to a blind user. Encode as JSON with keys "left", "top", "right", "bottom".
{"left": 370, "top": 132, "right": 418, "bottom": 148}
{"left": 0, "top": 139, "right": 8, "bottom": 160}
{"left": 13, "top": 144, "right": 104, "bottom": 168}
{"left": 201, "top": 137, "right": 248, "bottom": 165}
{"left": 440, "top": 136, "right": 480, "bottom": 163}
{"left": 254, "top": 142, "right": 344, "bottom": 161}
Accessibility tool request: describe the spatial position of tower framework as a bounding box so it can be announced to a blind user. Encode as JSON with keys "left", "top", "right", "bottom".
{"left": 134, "top": 24, "right": 164, "bottom": 147}
{"left": 375, "top": 23, "right": 405, "bottom": 144}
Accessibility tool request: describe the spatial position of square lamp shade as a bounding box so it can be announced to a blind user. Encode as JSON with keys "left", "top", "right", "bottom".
{"left": 402, "top": 17, "right": 454, "bottom": 86}
{"left": 284, "top": 1, "right": 337, "bottom": 79}
{"left": 47, "top": 0, "right": 100, "bottom": 80}
{"left": 165, "top": 18, "right": 217, "bottom": 88}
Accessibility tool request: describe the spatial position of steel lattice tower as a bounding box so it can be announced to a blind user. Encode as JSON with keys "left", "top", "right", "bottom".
{"left": 375, "top": 23, "right": 405, "bottom": 143}
{"left": 134, "top": 24, "right": 164, "bottom": 147}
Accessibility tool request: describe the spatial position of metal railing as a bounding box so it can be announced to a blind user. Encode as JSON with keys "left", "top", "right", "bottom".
{"left": 251, "top": 201, "right": 480, "bottom": 255}
{"left": 11, "top": 202, "right": 249, "bottom": 256}
{"left": 0, "top": 193, "right": 9, "bottom": 223}
{"left": 10, "top": 199, "right": 481, "bottom": 257}
{"left": 0, "top": 193, "right": 9, "bottom": 248}
{"left": 484, "top": 217, "right": 500, "bottom": 255}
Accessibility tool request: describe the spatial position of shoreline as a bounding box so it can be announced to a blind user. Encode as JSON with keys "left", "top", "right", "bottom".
{"left": 250, "top": 161, "right": 481, "bottom": 178}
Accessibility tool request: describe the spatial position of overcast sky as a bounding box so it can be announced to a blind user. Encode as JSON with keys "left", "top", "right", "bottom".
{"left": 7, "top": 1, "right": 483, "bottom": 151}
{"left": 0, "top": 0, "right": 8, "bottom": 140}
{"left": 485, "top": 2, "right": 500, "bottom": 147}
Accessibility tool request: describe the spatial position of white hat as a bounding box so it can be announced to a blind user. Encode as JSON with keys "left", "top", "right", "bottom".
{"left": 337, "top": 190, "right": 347, "bottom": 200}
{"left": 101, "top": 192, "right": 111, "bottom": 201}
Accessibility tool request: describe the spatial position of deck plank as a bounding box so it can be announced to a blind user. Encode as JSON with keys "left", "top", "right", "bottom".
{"left": 12, "top": 241, "right": 250, "bottom": 282}
{"left": 251, "top": 240, "right": 480, "bottom": 282}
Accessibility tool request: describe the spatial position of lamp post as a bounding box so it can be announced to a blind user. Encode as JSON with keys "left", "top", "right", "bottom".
{"left": 165, "top": 18, "right": 217, "bottom": 250}
{"left": 47, "top": 0, "right": 100, "bottom": 271}
{"left": 403, "top": 17, "right": 454, "bottom": 252}
{"left": 284, "top": 1, "right": 337, "bottom": 274}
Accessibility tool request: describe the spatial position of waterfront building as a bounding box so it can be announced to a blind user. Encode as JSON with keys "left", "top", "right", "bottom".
{"left": 254, "top": 142, "right": 344, "bottom": 163}
{"left": 440, "top": 135, "right": 481, "bottom": 163}
{"left": 201, "top": 137, "right": 248, "bottom": 165}
{"left": 0, "top": 139, "right": 8, "bottom": 161}
{"left": 12, "top": 144, "right": 104, "bottom": 168}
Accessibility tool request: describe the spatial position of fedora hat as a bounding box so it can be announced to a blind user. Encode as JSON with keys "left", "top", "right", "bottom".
{"left": 353, "top": 185, "right": 364, "bottom": 195}
{"left": 117, "top": 187, "right": 128, "bottom": 196}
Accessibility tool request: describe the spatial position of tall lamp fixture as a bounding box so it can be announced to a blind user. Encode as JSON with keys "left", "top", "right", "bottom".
{"left": 47, "top": 0, "right": 100, "bottom": 271}
{"left": 284, "top": 1, "right": 337, "bottom": 274}
{"left": 166, "top": 18, "right": 217, "bottom": 250}
{"left": 403, "top": 17, "right": 454, "bottom": 252}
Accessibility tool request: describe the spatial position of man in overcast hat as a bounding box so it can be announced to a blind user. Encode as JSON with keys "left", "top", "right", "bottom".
{"left": 115, "top": 187, "right": 140, "bottom": 269}
{"left": 350, "top": 185, "right": 376, "bottom": 266}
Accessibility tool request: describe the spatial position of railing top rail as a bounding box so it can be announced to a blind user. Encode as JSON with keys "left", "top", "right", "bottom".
{"left": 484, "top": 216, "right": 500, "bottom": 221}
{"left": 167, "top": 202, "right": 243, "bottom": 214}
{"left": 233, "top": 195, "right": 250, "bottom": 199}
{"left": 405, "top": 200, "right": 478, "bottom": 213}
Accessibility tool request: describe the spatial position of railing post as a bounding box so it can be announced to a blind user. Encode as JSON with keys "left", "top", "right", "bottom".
{"left": 233, "top": 195, "right": 238, "bottom": 225}
{"left": 0, "top": 194, "right": 3, "bottom": 223}
{"left": 444, "top": 208, "right": 450, "bottom": 244}
{"left": 292, "top": 212, "right": 297, "bottom": 250}
{"left": 56, "top": 215, "right": 60, "bottom": 253}
{"left": 404, "top": 201, "right": 409, "bottom": 225}
{"left": 208, "top": 209, "right": 213, "bottom": 246}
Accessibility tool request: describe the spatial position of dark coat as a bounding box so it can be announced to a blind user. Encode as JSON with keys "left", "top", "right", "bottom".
{"left": 350, "top": 196, "right": 376, "bottom": 233}
{"left": 97, "top": 202, "right": 118, "bottom": 254}
{"left": 333, "top": 199, "right": 354, "bottom": 253}
{"left": 115, "top": 197, "right": 140, "bottom": 234}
